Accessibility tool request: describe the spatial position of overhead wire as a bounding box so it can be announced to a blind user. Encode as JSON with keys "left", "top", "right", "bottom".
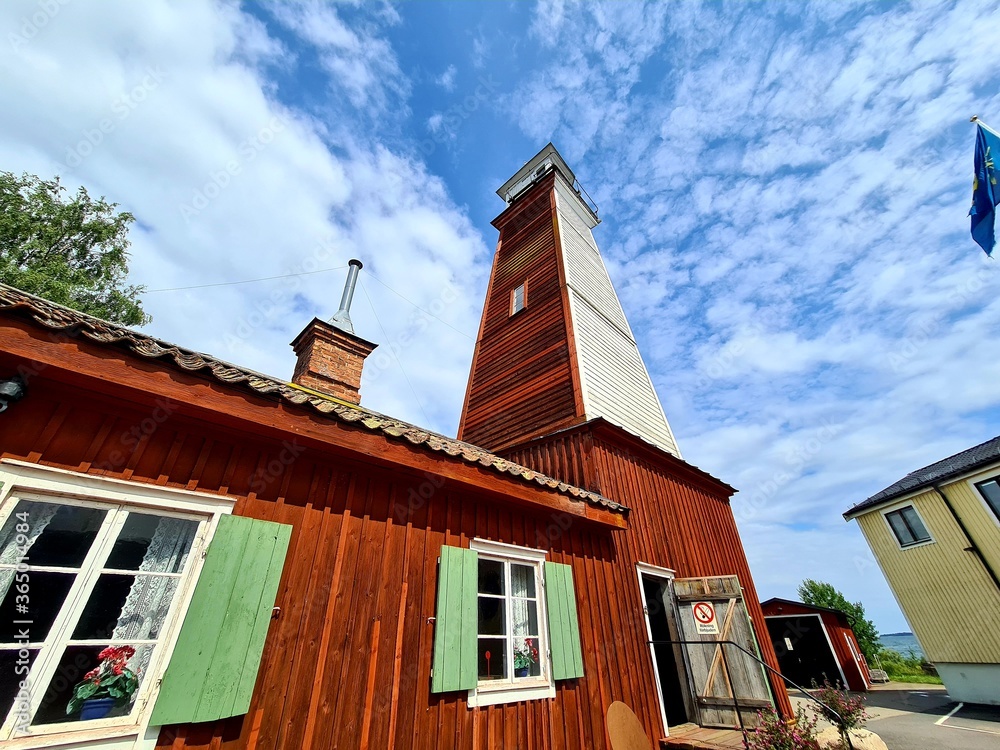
{"left": 143, "top": 265, "right": 349, "bottom": 293}
{"left": 364, "top": 270, "right": 474, "bottom": 340}
{"left": 358, "top": 277, "right": 432, "bottom": 426}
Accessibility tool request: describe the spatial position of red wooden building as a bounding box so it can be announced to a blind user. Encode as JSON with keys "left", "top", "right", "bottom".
{"left": 761, "top": 599, "right": 871, "bottom": 692}
{"left": 0, "top": 144, "right": 790, "bottom": 750}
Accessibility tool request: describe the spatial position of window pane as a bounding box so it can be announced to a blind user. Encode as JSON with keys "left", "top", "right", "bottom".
{"left": 477, "top": 638, "right": 506, "bottom": 681}
{"left": 886, "top": 511, "right": 915, "bottom": 546}
{"left": 478, "top": 559, "right": 504, "bottom": 595}
{"left": 901, "top": 507, "right": 930, "bottom": 542}
{"left": 0, "top": 648, "right": 38, "bottom": 724}
{"left": 0, "top": 500, "right": 105, "bottom": 569}
{"left": 105, "top": 514, "right": 198, "bottom": 573}
{"left": 513, "top": 285, "right": 525, "bottom": 312}
{"left": 478, "top": 596, "right": 506, "bottom": 636}
{"left": 73, "top": 574, "right": 180, "bottom": 641}
{"left": 0, "top": 571, "right": 75, "bottom": 643}
{"left": 511, "top": 600, "right": 539, "bottom": 638}
{"left": 33, "top": 644, "right": 153, "bottom": 726}
{"left": 514, "top": 637, "right": 542, "bottom": 678}
{"left": 978, "top": 479, "right": 1000, "bottom": 518}
{"left": 510, "top": 564, "right": 536, "bottom": 598}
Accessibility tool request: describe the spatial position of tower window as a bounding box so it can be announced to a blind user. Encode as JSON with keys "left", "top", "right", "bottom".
{"left": 511, "top": 283, "right": 526, "bottom": 315}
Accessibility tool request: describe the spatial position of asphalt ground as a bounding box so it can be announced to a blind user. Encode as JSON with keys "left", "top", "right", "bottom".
{"left": 790, "top": 682, "right": 1000, "bottom": 750}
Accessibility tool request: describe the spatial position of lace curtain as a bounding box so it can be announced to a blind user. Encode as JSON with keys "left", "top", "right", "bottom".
{"left": 510, "top": 565, "right": 534, "bottom": 645}
{"left": 112, "top": 516, "right": 195, "bottom": 681}
{"left": 0, "top": 499, "right": 60, "bottom": 602}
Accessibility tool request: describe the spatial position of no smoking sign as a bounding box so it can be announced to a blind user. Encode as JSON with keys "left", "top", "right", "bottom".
{"left": 693, "top": 601, "right": 719, "bottom": 635}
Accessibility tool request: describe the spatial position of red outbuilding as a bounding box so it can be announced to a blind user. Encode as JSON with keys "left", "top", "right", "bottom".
{"left": 761, "top": 598, "right": 872, "bottom": 692}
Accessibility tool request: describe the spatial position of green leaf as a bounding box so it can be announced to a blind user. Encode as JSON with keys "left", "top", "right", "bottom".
{"left": 0, "top": 171, "right": 150, "bottom": 326}
{"left": 76, "top": 681, "right": 100, "bottom": 700}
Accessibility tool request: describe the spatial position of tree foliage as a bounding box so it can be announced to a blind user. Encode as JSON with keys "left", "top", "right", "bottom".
{"left": 797, "top": 579, "right": 881, "bottom": 662}
{"left": 0, "top": 171, "right": 150, "bottom": 326}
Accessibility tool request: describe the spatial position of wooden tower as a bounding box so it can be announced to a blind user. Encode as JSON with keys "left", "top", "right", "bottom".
{"left": 459, "top": 144, "right": 680, "bottom": 456}
{"left": 458, "top": 145, "right": 793, "bottom": 732}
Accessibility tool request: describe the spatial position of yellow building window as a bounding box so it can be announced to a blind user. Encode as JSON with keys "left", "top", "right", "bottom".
{"left": 885, "top": 506, "right": 931, "bottom": 548}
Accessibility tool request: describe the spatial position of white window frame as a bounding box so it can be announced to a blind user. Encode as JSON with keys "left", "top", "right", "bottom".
{"left": 0, "top": 459, "right": 235, "bottom": 750}
{"left": 467, "top": 539, "right": 554, "bottom": 708}
{"left": 965, "top": 470, "right": 1000, "bottom": 528}
{"left": 879, "top": 501, "right": 934, "bottom": 550}
{"left": 510, "top": 282, "right": 526, "bottom": 315}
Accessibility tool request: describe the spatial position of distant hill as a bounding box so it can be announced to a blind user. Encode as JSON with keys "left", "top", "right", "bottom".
{"left": 881, "top": 632, "right": 913, "bottom": 637}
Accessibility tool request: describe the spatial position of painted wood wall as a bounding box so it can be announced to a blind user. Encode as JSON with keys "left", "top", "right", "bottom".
{"left": 856, "top": 478, "right": 1000, "bottom": 664}
{"left": 459, "top": 172, "right": 582, "bottom": 452}
{"left": 0, "top": 365, "right": 727, "bottom": 750}
{"left": 761, "top": 602, "right": 870, "bottom": 692}
{"left": 503, "top": 425, "right": 794, "bottom": 722}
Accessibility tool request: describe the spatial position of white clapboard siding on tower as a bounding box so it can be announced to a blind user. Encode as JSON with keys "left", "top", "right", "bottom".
{"left": 553, "top": 177, "right": 681, "bottom": 457}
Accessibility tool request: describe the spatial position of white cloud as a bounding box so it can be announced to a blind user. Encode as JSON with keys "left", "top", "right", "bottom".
{"left": 436, "top": 63, "right": 457, "bottom": 91}
{"left": 510, "top": 0, "right": 1000, "bottom": 631}
{"left": 268, "top": 1, "right": 408, "bottom": 113}
{"left": 0, "top": 0, "right": 486, "bottom": 435}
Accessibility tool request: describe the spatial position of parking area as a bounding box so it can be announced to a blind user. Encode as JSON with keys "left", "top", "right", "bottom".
{"left": 790, "top": 682, "right": 1000, "bottom": 750}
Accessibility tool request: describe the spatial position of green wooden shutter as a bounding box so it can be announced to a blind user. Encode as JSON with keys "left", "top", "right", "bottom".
{"left": 150, "top": 514, "right": 292, "bottom": 725}
{"left": 430, "top": 545, "right": 478, "bottom": 693}
{"left": 544, "top": 561, "right": 584, "bottom": 680}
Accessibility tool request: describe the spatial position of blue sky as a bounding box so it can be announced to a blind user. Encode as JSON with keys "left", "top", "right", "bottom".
{"left": 3, "top": 0, "right": 1000, "bottom": 633}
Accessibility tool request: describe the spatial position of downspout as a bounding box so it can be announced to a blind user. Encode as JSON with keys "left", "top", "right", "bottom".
{"left": 932, "top": 483, "right": 1000, "bottom": 595}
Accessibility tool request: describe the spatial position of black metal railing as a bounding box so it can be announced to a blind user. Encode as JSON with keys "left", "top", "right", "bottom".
{"left": 648, "top": 639, "right": 854, "bottom": 750}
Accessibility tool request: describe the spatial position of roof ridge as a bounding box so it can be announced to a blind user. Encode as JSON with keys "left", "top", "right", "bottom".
{"left": 845, "top": 433, "right": 1000, "bottom": 516}
{"left": 0, "top": 283, "right": 626, "bottom": 515}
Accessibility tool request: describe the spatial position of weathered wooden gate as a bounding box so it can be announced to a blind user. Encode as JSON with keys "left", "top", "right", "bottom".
{"left": 672, "top": 576, "right": 774, "bottom": 728}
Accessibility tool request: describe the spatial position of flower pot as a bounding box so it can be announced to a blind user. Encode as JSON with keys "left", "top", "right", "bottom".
{"left": 514, "top": 667, "right": 529, "bottom": 678}
{"left": 80, "top": 697, "right": 116, "bottom": 721}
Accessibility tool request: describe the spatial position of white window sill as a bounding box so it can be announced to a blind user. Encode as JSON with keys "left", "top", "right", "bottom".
{"left": 6, "top": 725, "right": 139, "bottom": 749}
{"left": 897, "top": 539, "right": 935, "bottom": 551}
{"left": 467, "top": 679, "right": 555, "bottom": 707}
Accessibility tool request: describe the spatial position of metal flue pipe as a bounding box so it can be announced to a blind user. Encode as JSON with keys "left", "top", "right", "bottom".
{"left": 330, "top": 259, "right": 363, "bottom": 334}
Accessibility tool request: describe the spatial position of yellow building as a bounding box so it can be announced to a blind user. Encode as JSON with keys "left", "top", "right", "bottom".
{"left": 844, "top": 436, "right": 1000, "bottom": 705}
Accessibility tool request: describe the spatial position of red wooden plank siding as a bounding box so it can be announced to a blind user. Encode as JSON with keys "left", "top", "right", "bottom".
{"left": 0, "top": 340, "right": 789, "bottom": 748}
{"left": 761, "top": 600, "right": 871, "bottom": 692}
{"left": 0, "top": 371, "right": 658, "bottom": 750}
{"left": 503, "top": 426, "right": 795, "bottom": 725}
{"left": 459, "top": 174, "right": 583, "bottom": 451}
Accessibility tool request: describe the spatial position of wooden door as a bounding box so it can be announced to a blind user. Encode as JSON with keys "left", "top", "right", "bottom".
{"left": 672, "top": 576, "right": 774, "bottom": 729}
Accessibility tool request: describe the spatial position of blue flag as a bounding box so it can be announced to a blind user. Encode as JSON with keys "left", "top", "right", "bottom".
{"left": 970, "top": 122, "right": 1000, "bottom": 256}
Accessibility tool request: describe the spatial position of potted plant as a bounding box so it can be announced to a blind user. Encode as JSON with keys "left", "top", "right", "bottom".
{"left": 67, "top": 645, "right": 140, "bottom": 720}
{"left": 513, "top": 638, "right": 539, "bottom": 678}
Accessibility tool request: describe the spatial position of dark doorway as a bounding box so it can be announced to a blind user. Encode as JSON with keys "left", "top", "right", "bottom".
{"left": 765, "top": 616, "right": 841, "bottom": 688}
{"left": 642, "top": 575, "right": 689, "bottom": 727}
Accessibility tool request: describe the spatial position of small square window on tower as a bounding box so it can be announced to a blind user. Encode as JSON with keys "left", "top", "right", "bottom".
{"left": 511, "top": 283, "right": 526, "bottom": 315}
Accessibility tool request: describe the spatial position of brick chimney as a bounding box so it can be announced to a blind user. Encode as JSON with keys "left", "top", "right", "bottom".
{"left": 290, "top": 319, "right": 376, "bottom": 403}
{"left": 289, "top": 259, "right": 376, "bottom": 404}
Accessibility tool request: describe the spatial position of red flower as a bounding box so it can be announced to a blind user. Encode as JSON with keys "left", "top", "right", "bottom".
{"left": 113, "top": 663, "right": 124, "bottom": 675}
{"left": 84, "top": 668, "right": 99, "bottom": 680}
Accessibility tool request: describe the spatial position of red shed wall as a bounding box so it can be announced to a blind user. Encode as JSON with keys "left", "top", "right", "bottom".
{"left": 761, "top": 601, "right": 870, "bottom": 691}
{"left": 0, "top": 357, "right": 673, "bottom": 749}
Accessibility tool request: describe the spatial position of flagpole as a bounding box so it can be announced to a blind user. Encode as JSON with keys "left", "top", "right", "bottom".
{"left": 971, "top": 115, "right": 1000, "bottom": 137}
